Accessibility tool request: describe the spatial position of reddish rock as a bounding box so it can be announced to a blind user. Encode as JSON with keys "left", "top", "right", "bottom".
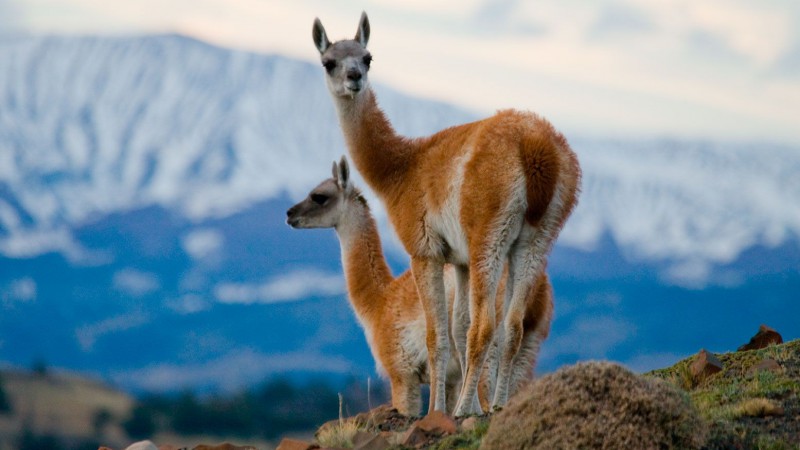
{"left": 738, "top": 324, "right": 783, "bottom": 351}
{"left": 400, "top": 411, "right": 457, "bottom": 448}
{"left": 275, "top": 438, "right": 319, "bottom": 450}
{"left": 98, "top": 447, "right": 114, "bottom": 450}
{"left": 402, "top": 425, "right": 432, "bottom": 448}
{"left": 352, "top": 431, "right": 391, "bottom": 450}
{"left": 748, "top": 358, "right": 782, "bottom": 376}
{"left": 690, "top": 349, "right": 724, "bottom": 381}
{"left": 415, "top": 410, "right": 457, "bottom": 435}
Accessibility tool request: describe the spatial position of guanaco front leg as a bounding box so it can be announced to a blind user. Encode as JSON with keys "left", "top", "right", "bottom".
{"left": 411, "top": 256, "right": 450, "bottom": 413}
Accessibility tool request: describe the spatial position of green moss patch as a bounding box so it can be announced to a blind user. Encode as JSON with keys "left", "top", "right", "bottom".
{"left": 648, "top": 339, "right": 800, "bottom": 449}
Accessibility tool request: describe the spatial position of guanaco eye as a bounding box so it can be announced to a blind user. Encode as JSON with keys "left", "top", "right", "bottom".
{"left": 363, "top": 54, "right": 372, "bottom": 68}
{"left": 322, "top": 59, "right": 336, "bottom": 74}
{"left": 310, "top": 193, "right": 329, "bottom": 205}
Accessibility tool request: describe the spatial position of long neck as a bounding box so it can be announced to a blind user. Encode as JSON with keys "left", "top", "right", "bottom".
{"left": 335, "top": 200, "right": 394, "bottom": 321}
{"left": 333, "top": 88, "right": 414, "bottom": 195}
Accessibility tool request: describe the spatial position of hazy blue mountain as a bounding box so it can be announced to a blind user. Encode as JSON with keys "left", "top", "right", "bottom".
{"left": 0, "top": 34, "right": 797, "bottom": 393}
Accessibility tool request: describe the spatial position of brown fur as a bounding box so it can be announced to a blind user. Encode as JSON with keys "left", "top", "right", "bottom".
{"left": 312, "top": 13, "right": 580, "bottom": 414}
{"left": 287, "top": 171, "right": 553, "bottom": 415}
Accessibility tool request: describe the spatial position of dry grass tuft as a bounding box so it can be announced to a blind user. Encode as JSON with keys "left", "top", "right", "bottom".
{"left": 314, "top": 393, "right": 372, "bottom": 449}
{"left": 731, "top": 397, "right": 784, "bottom": 419}
{"left": 315, "top": 418, "right": 363, "bottom": 449}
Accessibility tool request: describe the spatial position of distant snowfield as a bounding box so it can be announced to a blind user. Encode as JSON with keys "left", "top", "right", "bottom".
{"left": 1, "top": 34, "right": 798, "bottom": 283}
{"left": 565, "top": 138, "right": 800, "bottom": 284}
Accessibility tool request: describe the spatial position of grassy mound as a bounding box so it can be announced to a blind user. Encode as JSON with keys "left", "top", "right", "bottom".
{"left": 480, "top": 361, "right": 706, "bottom": 449}
{"left": 649, "top": 339, "right": 800, "bottom": 449}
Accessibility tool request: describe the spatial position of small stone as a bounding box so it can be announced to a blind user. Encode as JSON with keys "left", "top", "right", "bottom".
{"left": 125, "top": 442, "right": 158, "bottom": 450}
{"left": 415, "top": 410, "right": 457, "bottom": 435}
{"left": 352, "top": 431, "right": 391, "bottom": 450}
{"left": 275, "top": 438, "right": 319, "bottom": 450}
{"left": 460, "top": 416, "right": 480, "bottom": 432}
{"left": 738, "top": 324, "right": 783, "bottom": 351}
{"left": 690, "top": 349, "right": 723, "bottom": 381}
{"left": 748, "top": 358, "right": 782, "bottom": 376}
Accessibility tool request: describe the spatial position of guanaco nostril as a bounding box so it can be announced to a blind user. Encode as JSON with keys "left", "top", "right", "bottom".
{"left": 286, "top": 207, "right": 295, "bottom": 218}
{"left": 347, "top": 69, "right": 362, "bottom": 81}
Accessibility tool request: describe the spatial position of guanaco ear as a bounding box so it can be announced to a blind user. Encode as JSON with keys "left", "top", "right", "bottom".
{"left": 355, "top": 11, "right": 370, "bottom": 48}
{"left": 336, "top": 156, "right": 351, "bottom": 191}
{"left": 313, "top": 18, "right": 330, "bottom": 54}
{"left": 331, "top": 160, "right": 339, "bottom": 182}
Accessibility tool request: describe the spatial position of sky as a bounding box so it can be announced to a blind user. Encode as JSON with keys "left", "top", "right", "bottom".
{"left": 3, "top": 0, "right": 800, "bottom": 144}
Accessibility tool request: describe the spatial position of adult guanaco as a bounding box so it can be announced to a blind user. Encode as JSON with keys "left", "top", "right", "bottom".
{"left": 311, "top": 13, "right": 579, "bottom": 415}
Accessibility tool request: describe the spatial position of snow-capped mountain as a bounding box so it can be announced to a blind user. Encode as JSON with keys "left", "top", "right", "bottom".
{"left": 2, "top": 35, "right": 798, "bottom": 277}
{"left": 0, "top": 34, "right": 797, "bottom": 392}
{"left": 0, "top": 34, "right": 474, "bottom": 259}
{"left": 566, "top": 138, "right": 800, "bottom": 286}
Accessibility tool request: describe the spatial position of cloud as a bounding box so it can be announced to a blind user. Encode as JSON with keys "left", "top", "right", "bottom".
{"left": 8, "top": 0, "right": 800, "bottom": 143}
{"left": 166, "top": 293, "right": 212, "bottom": 315}
{"left": 771, "top": 40, "right": 800, "bottom": 77}
{"left": 472, "top": 0, "right": 546, "bottom": 36}
{"left": 687, "top": 29, "right": 747, "bottom": 64}
{"left": 662, "top": 259, "right": 712, "bottom": 289}
{"left": 181, "top": 228, "right": 224, "bottom": 260}
{"left": 113, "top": 268, "right": 160, "bottom": 297}
{"left": 75, "top": 311, "right": 150, "bottom": 352}
{"left": 1, "top": 277, "right": 37, "bottom": 307}
{"left": 589, "top": 3, "right": 655, "bottom": 38}
{"left": 0, "top": 227, "right": 111, "bottom": 264}
{"left": 214, "top": 269, "right": 345, "bottom": 305}
{"left": 111, "top": 348, "right": 355, "bottom": 392}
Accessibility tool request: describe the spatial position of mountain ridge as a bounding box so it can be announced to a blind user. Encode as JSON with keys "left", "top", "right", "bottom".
{"left": 0, "top": 33, "right": 797, "bottom": 393}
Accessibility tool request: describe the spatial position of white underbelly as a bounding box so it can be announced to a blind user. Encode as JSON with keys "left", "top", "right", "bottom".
{"left": 430, "top": 201, "right": 469, "bottom": 264}
{"left": 426, "top": 149, "right": 472, "bottom": 265}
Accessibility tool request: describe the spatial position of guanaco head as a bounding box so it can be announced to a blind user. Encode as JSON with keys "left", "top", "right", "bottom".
{"left": 286, "top": 156, "right": 358, "bottom": 229}
{"left": 312, "top": 12, "right": 372, "bottom": 98}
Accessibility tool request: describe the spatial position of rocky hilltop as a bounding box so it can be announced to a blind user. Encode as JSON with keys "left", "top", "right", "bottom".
{"left": 274, "top": 328, "right": 798, "bottom": 450}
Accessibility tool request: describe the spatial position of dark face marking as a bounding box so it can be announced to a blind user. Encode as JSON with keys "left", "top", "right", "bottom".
{"left": 311, "top": 193, "right": 329, "bottom": 205}
{"left": 323, "top": 59, "right": 336, "bottom": 74}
